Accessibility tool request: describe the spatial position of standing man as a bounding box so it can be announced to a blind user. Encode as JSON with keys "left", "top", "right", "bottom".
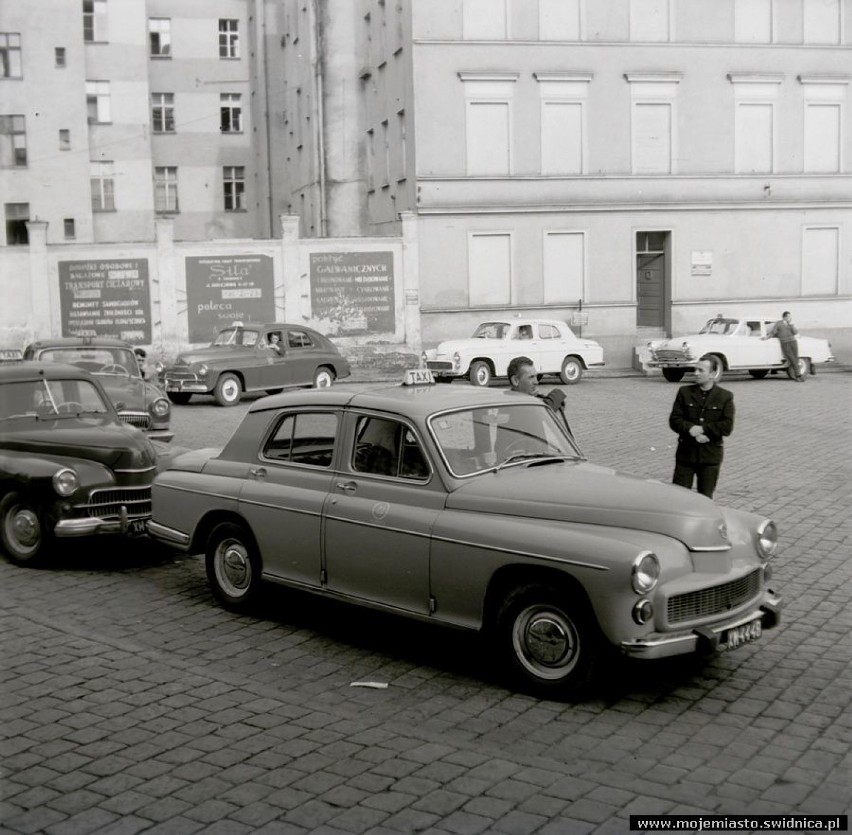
{"left": 764, "top": 310, "right": 803, "bottom": 381}
{"left": 669, "top": 355, "right": 735, "bottom": 499}
{"left": 507, "top": 355, "right": 573, "bottom": 437}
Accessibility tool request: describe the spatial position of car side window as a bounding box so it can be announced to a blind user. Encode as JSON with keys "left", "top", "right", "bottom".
{"left": 264, "top": 411, "right": 337, "bottom": 467}
{"left": 538, "top": 324, "right": 559, "bottom": 339}
{"left": 287, "top": 330, "right": 314, "bottom": 349}
{"left": 517, "top": 325, "right": 533, "bottom": 340}
{"left": 352, "top": 416, "right": 429, "bottom": 480}
{"left": 746, "top": 321, "right": 762, "bottom": 337}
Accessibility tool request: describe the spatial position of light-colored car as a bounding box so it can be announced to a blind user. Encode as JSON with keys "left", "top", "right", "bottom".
{"left": 422, "top": 319, "right": 605, "bottom": 386}
{"left": 648, "top": 316, "right": 836, "bottom": 382}
{"left": 148, "top": 373, "right": 782, "bottom": 698}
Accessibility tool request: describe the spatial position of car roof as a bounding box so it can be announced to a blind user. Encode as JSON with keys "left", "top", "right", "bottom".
{"left": 249, "top": 383, "right": 537, "bottom": 420}
{"left": 0, "top": 360, "right": 99, "bottom": 382}
{"left": 27, "top": 337, "right": 135, "bottom": 350}
{"left": 223, "top": 323, "right": 322, "bottom": 332}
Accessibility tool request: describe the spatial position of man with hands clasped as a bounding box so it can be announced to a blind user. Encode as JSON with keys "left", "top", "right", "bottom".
{"left": 668, "top": 355, "right": 735, "bottom": 499}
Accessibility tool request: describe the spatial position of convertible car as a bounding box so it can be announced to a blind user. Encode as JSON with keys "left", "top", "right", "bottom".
{"left": 159, "top": 322, "right": 351, "bottom": 406}
{"left": 422, "top": 319, "right": 605, "bottom": 386}
{"left": 648, "top": 316, "right": 835, "bottom": 382}
{"left": 148, "top": 371, "right": 782, "bottom": 697}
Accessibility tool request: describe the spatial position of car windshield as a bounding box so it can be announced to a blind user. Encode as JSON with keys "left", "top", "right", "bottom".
{"left": 0, "top": 379, "right": 110, "bottom": 419}
{"left": 429, "top": 402, "right": 582, "bottom": 477}
{"left": 213, "top": 327, "right": 260, "bottom": 347}
{"left": 699, "top": 318, "right": 740, "bottom": 335}
{"left": 472, "top": 322, "right": 510, "bottom": 339}
{"left": 38, "top": 347, "right": 140, "bottom": 377}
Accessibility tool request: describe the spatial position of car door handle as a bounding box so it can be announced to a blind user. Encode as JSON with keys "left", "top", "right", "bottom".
{"left": 250, "top": 467, "right": 267, "bottom": 480}
{"left": 335, "top": 481, "right": 357, "bottom": 494}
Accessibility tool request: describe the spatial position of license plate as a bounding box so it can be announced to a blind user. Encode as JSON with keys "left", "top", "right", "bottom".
{"left": 723, "top": 619, "right": 762, "bottom": 651}
{"left": 127, "top": 518, "right": 148, "bottom": 536}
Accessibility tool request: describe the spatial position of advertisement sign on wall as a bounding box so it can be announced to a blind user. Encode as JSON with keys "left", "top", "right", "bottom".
{"left": 310, "top": 251, "right": 395, "bottom": 335}
{"left": 185, "top": 255, "right": 274, "bottom": 343}
{"left": 58, "top": 259, "right": 151, "bottom": 342}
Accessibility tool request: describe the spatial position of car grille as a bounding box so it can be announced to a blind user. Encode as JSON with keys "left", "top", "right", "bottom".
{"left": 119, "top": 411, "right": 152, "bottom": 430}
{"left": 667, "top": 569, "right": 762, "bottom": 625}
{"left": 85, "top": 487, "right": 152, "bottom": 519}
{"left": 653, "top": 349, "right": 689, "bottom": 362}
{"left": 427, "top": 361, "right": 454, "bottom": 371}
{"left": 165, "top": 371, "right": 199, "bottom": 382}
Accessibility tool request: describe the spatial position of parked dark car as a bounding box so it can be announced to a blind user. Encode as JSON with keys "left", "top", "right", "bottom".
{"left": 159, "top": 322, "right": 351, "bottom": 406}
{"left": 23, "top": 337, "right": 173, "bottom": 441}
{"left": 0, "top": 361, "right": 157, "bottom": 566}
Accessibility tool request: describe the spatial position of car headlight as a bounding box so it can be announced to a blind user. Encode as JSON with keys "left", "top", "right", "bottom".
{"left": 756, "top": 520, "right": 778, "bottom": 559}
{"left": 631, "top": 551, "right": 660, "bottom": 594}
{"left": 196, "top": 364, "right": 208, "bottom": 376}
{"left": 152, "top": 397, "right": 170, "bottom": 417}
{"left": 632, "top": 600, "right": 654, "bottom": 625}
{"left": 452, "top": 351, "right": 461, "bottom": 371}
{"left": 52, "top": 468, "right": 79, "bottom": 497}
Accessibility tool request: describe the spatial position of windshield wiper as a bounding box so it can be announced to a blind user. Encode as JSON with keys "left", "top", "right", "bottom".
{"left": 493, "top": 452, "right": 566, "bottom": 473}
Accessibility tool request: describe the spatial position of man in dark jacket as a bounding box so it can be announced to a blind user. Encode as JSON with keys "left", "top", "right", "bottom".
{"left": 669, "top": 355, "right": 735, "bottom": 499}
{"left": 508, "top": 355, "right": 573, "bottom": 437}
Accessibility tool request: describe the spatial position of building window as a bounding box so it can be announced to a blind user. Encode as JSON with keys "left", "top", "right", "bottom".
{"left": 151, "top": 93, "right": 174, "bottom": 132}
{"left": 64, "top": 218, "right": 76, "bottom": 239}
{"left": 59, "top": 128, "right": 71, "bottom": 150}
{"left": 625, "top": 73, "right": 681, "bottom": 175}
{"left": 55, "top": 47, "right": 66, "bottom": 67}
{"left": 535, "top": 73, "right": 592, "bottom": 175}
{"left": 219, "top": 19, "right": 239, "bottom": 58}
{"left": 90, "top": 161, "right": 115, "bottom": 211}
{"left": 459, "top": 73, "right": 518, "bottom": 176}
{"left": 223, "top": 165, "right": 245, "bottom": 210}
{"left": 154, "top": 166, "right": 179, "bottom": 213}
{"left": 735, "top": 0, "right": 773, "bottom": 43}
{"left": 468, "top": 232, "right": 512, "bottom": 306}
{"left": 0, "top": 33, "right": 22, "bottom": 78}
{"left": 86, "top": 81, "right": 111, "bottom": 123}
{"left": 800, "top": 77, "right": 847, "bottom": 174}
{"left": 149, "top": 18, "right": 171, "bottom": 57}
{"left": 539, "top": 0, "right": 581, "bottom": 40}
{"left": 220, "top": 93, "right": 242, "bottom": 132}
{"left": 804, "top": 0, "right": 841, "bottom": 44}
{"left": 5, "top": 203, "right": 29, "bottom": 245}
{"left": 0, "top": 115, "right": 27, "bottom": 166}
{"left": 83, "top": 0, "right": 108, "bottom": 43}
{"left": 463, "top": 0, "right": 507, "bottom": 39}
{"left": 729, "top": 74, "right": 781, "bottom": 173}
{"left": 802, "top": 227, "right": 839, "bottom": 295}
{"left": 543, "top": 231, "right": 585, "bottom": 304}
{"left": 630, "top": 0, "right": 671, "bottom": 42}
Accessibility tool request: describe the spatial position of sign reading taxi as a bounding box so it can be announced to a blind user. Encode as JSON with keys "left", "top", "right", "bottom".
{"left": 403, "top": 368, "right": 435, "bottom": 386}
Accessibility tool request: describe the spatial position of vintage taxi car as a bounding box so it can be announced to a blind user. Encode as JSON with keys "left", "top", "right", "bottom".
{"left": 148, "top": 371, "right": 782, "bottom": 697}
{"left": 23, "top": 337, "right": 173, "bottom": 442}
{"left": 159, "top": 322, "right": 351, "bottom": 406}
{"left": 648, "top": 316, "right": 836, "bottom": 382}
{"left": 422, "top": 318, "right": 605, "bottom": 386}
{"left": 0, "top": 360, "right": 157, "bottom": 566}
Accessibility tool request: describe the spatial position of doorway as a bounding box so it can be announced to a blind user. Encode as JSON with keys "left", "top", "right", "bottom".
{"left": 636, "top": 231, "right": 670, "bottom": 333}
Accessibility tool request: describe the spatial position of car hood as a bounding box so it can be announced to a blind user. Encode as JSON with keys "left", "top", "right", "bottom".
{"left": 93, "top": 374, "right": 151, "bottom": 409}
{"left": 171, "top": 346, "right": 248, "bottom": 366}
{"left": 433, "top": 338, "right": 502, "bottom": 355}
{"left": 0, "top": 417, "right": 157, "bottom": 469}
{"left": 653, "top": 335, "right": 724, "bottom": 351}
{"left": 446, "top": 461, "right": 730, "bottom": 550}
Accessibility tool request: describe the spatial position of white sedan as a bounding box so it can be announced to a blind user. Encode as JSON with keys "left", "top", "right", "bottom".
{"left": 648, "top": 316, "right": 836, "bottom": 382}
{"left": 422, "top": 319, "right": 605, "bottom": 386}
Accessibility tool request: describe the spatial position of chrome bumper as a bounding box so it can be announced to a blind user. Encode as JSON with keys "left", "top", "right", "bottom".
{"left": 620, "top": 591, "right": 783, "bottom": 659}
{"left": 145, "top": 429, "right": 174, "bottom": 443}
{"left": 147, "top": 520, "right": 192, "bottom": 550}
{"left": 165, "top": 379, "right": 208, "bottom": 393}
{"left": 55, "top": 507, "right": 150, "bottom": 538}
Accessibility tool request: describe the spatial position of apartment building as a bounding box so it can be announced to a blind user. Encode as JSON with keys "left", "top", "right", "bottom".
{"left": 0, "top": 0, "right": 268, "bottom": 246}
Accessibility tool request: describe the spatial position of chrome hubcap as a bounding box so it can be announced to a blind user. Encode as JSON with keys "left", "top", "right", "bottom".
{"left": 513, "top": 606, "right": 579, "bottom": 680}
{"left": 222, "top": 380, "right": 239, "bottom": 400}
{"left": 216, "top": 541, "right": 250, "bottom": 595}
{"left": 8, "top": 507, "right": 39, "bottom": 550}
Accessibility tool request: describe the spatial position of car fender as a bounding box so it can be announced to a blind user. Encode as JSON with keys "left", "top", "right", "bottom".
{"left": 0, "top": 448, "right": 116, "bottom": 488}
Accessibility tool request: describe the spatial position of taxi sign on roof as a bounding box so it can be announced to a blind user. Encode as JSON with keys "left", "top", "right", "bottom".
{"left": 0, "top": 349, "right": 23, "bottom": 362}
{"left": 402, "top": 368, "right": 435, "bottom": 386}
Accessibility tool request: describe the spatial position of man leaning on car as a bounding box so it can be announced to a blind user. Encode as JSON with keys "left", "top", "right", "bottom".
{"left": 763, "top": 311, "right": 804, "bottom": 382}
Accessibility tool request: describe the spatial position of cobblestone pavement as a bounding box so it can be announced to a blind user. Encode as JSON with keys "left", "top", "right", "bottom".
{"left": 2, "top": 371, "right": 850, "bottom": 834}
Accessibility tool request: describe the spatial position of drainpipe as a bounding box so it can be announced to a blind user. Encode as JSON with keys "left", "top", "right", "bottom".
{"left": 310, "top": 0, "right": 328, "bottom": 237}
{"left": 259, "top": 0, "right": 275, "bottom": 238}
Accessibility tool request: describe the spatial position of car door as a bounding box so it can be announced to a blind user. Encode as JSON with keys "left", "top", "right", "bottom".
{"left": 258, "top": 329, "right": 293, "bottom": 388}
{"left": 503, "top": 322, "right": 542, "bottom": 373}
{"left": 281, "top": 329, "right": 318, "bottom": 386}
{"left": 536, "top": 322, "right": 569, "bottom": 373}
{"left": 322, "top": 412, "right": 442, "bottom": 615}
{"left": 737, "top": 320, "right": 778, "bottom": 367}
{"left": 238, "top": 409, "right": 338, "bottom": 586}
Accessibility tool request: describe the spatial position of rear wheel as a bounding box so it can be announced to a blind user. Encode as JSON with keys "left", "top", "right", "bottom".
{"left": 796, "top": 357, "right": 811, "bottom": 378}
{"left": 205, "top": 522, "right": 262, "bottom": 612}
{"left": 748, "top": 369, "right": 769, "bottom": 379}
{"left": 167, "top": 392, "right": 192, "bottom": 405}
{"left": 662, "top": 367, "right": 686, "bottom": 383}
{"left": 469, "top": 361, "right": 492, "bottom": 387}
{"left": 213, "top": 373, "right": 242, "bottom": 406}
{"left": 0, "top": 492, "right": 49, "bottom": 566}
{"left": 313, "top": 367, "right": 335, "bottom": 388}
{"left": 559, "top": 356, "right": 583, "bottom": 385}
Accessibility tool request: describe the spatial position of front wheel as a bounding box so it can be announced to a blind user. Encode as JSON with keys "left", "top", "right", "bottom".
{"left": 0, "top": 492, "right": 49, "bottom": 566}
{"left": 559, "top": 356, "right": 583, "bottom": 385}
{"left": 213, "top": 373, "right": 242, "bottom": 406}
{"left": 706, "top": 355, "right": 724, "bottom": 383}
{"left": 662, "top": 367, "right": 686, "bottom": 383}
{"left": 494, "top": 583, "right": 600, "bottom": 698}
{"left": 167, "top": 392, "right": 192, "bottom": 405}
{"left": 469, "top": 361, "right": 492, "bottom": 387}
{"left": 313, "top": 367, "right": 335, "bottom": 388}
{"left": 205, "top": 522, "right": 262, "bottom": 612}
